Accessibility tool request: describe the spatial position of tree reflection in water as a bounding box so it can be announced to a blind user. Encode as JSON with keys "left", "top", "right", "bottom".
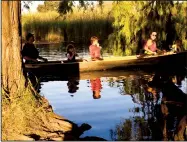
{"left": 28, "top": 69, "right": 186, "bottom": 140}
{"left": 109, "top": 72, "right": 187, "bottom": 141}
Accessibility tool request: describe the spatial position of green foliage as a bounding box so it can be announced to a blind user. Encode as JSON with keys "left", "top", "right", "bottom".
{"left": 171, "top": 2, "right": 187, "bottom": 50}
{"left": 106, "top": 1, "right": 187, "bottom": 55}
{"left": 37, "top": 1, "right": 60, "bottom": 12}
{"left": 58, "top": 0, "right": 104, "bottom": 14}
{"left": 58, "top": 0, "right": 74, "bottom": 15}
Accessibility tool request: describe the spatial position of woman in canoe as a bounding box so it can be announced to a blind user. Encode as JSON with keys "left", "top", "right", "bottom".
{"left": 66, "top": 44, "right": 78, "bottom": 62}
{"left": 89, "top": 36, "right": 103, "bottom": 61}
{"left": 144, "top": 32, "right": 161, "bottom": 55}
{"left": 21, "top": 33, "right": 48, "bottom": 63}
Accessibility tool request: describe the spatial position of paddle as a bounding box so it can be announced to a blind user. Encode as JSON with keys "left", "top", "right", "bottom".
{"left": 81, "top": 58, "right": 89, "bottom": 62}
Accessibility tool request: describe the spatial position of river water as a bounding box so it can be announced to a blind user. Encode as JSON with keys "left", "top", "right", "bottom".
{"left": 36, "top": 44, "right": 187, "bottom": 141}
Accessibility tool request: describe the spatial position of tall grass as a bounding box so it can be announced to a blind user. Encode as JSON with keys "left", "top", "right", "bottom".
{"left": 22, "top": 7, "right": 113, "bottom": 44}
{"left": 2, "top": 79, "right": 41, "bottom": 140}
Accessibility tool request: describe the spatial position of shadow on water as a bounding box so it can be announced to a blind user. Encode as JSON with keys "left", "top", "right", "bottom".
{"left": 22, "top": 43, "right": 187, "bottom": 140}
{"left": 24, "top": 46, "right": 187, "bottom": 141}
{"left": 110, "top": 70, "right": 187, "bottom": 141}
{"left": 67, "top": 77, "right": 79, "bottom": 97}
{"left": 27, "top": 67, "right": 187, "bottom": 141}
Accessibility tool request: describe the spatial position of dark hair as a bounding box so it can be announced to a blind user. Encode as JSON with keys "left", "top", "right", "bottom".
{"left": 26, "top": 33, "right": 34, "bottom": 41}
{"left": 150, "top": 31, "right": 157, "bottom": 36}
{"left": 67, "top": 44, "right": 75, "bottom": 52}
{"left": 175, "top": 40, "right": 182, "bottom": 45}
{"left": 93, "top": 91, "right": 101, "bottom": 99}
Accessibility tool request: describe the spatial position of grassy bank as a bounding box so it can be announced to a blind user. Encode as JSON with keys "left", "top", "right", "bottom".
{"left": 2, "top": 80, "right": 42, "bottom": 140}
{"left": 22, "top": 7, "right": 113, "bottom": 44}
{"left": 2, "top": 76, "right": 108, "bottom": 140}
{"left": 2, "top": 77, "right": 73, "bottom": 140}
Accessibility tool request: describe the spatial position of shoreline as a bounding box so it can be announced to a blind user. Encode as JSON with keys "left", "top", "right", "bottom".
{"left": 34, "top": 41, "right": 62, "bottom": 45}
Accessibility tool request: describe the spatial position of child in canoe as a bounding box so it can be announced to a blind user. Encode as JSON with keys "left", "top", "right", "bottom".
{"left": 170, "top": 40, "right": 183, "bottom": 53}
{"left": 66, "top": 44, "right": 78, "bottom": 62}
{"left": 89, "top": 36, "right": 103, "bottom": 61}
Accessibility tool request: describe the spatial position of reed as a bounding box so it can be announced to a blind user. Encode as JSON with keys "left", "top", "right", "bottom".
{"left": 22, "top": 7, "right": 113, "bottom": 44}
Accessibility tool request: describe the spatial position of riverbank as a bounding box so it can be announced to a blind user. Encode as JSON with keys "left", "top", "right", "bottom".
{"left": 34, "top": 41, "right": 62, "bottom": 45}
{"left": 2, "top": 81, "right": 106, "bottom": 140}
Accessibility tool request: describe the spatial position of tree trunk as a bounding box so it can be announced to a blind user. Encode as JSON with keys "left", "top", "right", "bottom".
{"left": 2, "top": 1, "right": 25, "bottom": 96}
{"left": 2, "top": 2, "right": 97, "bottom": 141}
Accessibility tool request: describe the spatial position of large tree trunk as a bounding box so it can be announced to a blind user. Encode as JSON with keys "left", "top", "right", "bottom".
{"left": 2, "top": 1, "right": 25, "bottom": 96}
{"left": 2, "top": 2, "right": 97, "bottom": 141}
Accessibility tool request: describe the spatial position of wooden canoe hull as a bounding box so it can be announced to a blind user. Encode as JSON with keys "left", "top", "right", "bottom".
{"left": 24, "top": 51, "right": 187, "bottom": 77}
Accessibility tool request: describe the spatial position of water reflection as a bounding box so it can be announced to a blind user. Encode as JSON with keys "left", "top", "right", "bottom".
{"left": 90, "top": 78, "right": 102, "bottom": 99}
{"left": 67, "top": 77, "right": 79, "bottom": 96}
{"left": 29, "top": 70, "right": 187, "bottom": 140}
{"left": 110, "top": 72, "right": 187, "bottom": 141}
{"left": 35, "top": 43, "right": 90, "bottom": 61}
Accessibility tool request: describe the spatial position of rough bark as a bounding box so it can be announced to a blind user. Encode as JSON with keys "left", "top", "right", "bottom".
{"left": 2, "top": 2, "right": 104, "bottom": 141}
{"left": 2, "top": 1, "right": 25, "bottom": 96}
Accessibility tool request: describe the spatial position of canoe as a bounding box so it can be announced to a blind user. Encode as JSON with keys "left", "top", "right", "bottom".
{"left": 24, "top": 51, "right": 187, "bottom": 77}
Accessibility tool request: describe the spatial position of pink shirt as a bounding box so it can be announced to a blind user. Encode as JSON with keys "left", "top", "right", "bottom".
{"left": 144, "top": 41, "right": 157, "bottom": 52}
{"left": 89, "top": 45, "right": 101, "bottom": 58}
{"left": 150, "top": 42, "right": 157, "bottom": 52}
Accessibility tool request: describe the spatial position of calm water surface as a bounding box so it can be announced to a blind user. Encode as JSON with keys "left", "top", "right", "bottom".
{"left": 36, "top": 43, "right": 112, "bottom": 61}
{"left": 37, "top": 44, "right": 187, "bottom": 141}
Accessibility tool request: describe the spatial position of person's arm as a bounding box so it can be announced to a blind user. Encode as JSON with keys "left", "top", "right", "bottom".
{"left": 144, "top": 40, "right": 157, "bottom": 54}
{"left": 177, "top": 46, "right": 182, "bottom": 52}
{"left": 38, "top": 56, "right": 48, "bottom": 61}
{"left": 67, "top": 53, "right": 75, "bottom": 60}
{"left": 23, "top": 56, "right": 38, "bottom": 62}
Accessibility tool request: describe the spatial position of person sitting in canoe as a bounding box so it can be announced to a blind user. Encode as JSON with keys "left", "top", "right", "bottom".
{"left": 66, "top": 44, "right": 78, "bottom": 62}
{"left": 144, "top": 32, "right": 161, "bottom": 55}
{"left": 170, "top": 40, "right": 183, "bottom": 53}
{"left": 89, "top": 36, "right": 103, "bottom": 61}
{"left": 21, "top": 33, "right": 48, "bottom": 63}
